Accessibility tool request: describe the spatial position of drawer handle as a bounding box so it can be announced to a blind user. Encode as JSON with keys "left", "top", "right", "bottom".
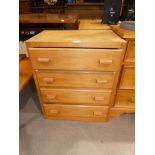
{"left": 93, "top": 111, "right": 103, "bottom": 116}
{"left": 46, "top": 95, "right": 56, "bottom": 100}
{"left": 94, "top": 96, "right": 105, "bottom": 101}
{"left": 128, "top": 96, "right": 135, "bottom": 103}
{"left": 43, "top": 78, "right": 54, "bottom": 83}
{"left": 99, "top": 59, "right": 113, "bottom": 65}
{"left": 49, "top": 110, "right": 59, "bottom": 114}
{"left": 96, "top": 79, "right": 108, "bottom": 84}
{"left": 37, "top": 58, "right": 50, "bottom": 63}
{"left": 73, "top": 40, "right": 81, "bottom": 44}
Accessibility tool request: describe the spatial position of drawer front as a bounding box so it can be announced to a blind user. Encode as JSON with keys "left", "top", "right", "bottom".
{"left": 40, "top": 88, "right": 112, "bottom": 106}
{"left": 114, "top": 90, "right": 135, "bottom": 108}
{"left": 43, "top": 104, "right": 109, "bottom": 119}
{"left": 125, "top": 41, "right": 135, "bottom": 63}
{"left": 29, "top": 48, "right": 123, "bottom": 71}
{"left": 119, "top": 66, "right": 135, "bottom": 89}
{"left": 36, "top": 71, "right": 116, "bottom": 89}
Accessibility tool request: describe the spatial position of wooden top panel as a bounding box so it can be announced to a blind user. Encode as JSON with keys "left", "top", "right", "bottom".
{"left": 20, "top": 13, "right": 78, "bottom": 24}
{"left": 110, "top": 25, "right": 135, "bottom": 39}
{"left": 26, "top": 30, "right": 126, "bottom": 48}
{"left": 79, "top": 19, "right": 111, "bottom": 30}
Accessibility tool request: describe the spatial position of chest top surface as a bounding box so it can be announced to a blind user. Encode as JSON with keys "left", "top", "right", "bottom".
{"left": 110, "top": 25, "right": 135, "bottom": 39}
{"left": 26, "top": 30, "right": 126, "bottom": 48}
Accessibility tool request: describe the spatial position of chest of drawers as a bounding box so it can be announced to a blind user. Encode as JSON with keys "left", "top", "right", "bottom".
{"left": 110, "top": 25, "right": 135, "bottom": 116}
{"left": 79, "top": 19, "right": 111, "bottom": 30}
{"left": 26, "top": 30, "right": 126, "bottom": 122}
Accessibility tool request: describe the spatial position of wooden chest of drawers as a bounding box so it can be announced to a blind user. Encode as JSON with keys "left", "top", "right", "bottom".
{"left": 26, "top": 30, "right": 126, "bottom": 122}
{"left": 110, "top": 25, "right": 135, "bottom": 116}
{"left": 79, "top": 19, "right": 111, "bottom": 30}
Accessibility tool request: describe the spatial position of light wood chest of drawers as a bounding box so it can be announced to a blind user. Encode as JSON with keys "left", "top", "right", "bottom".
{"left": 79, "top": 19, "right": 111, "bottom": 30}
{"left": 26, "top": 30, "right": 126, "bottom": 122}
{"left": 110, "top": 25, "right": 135, "bottom": 116}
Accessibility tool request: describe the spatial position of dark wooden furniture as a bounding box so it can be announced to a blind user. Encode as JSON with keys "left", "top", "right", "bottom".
{"left": 19, "top": 13, "right": 79, "bottom": 41}
{"left": 19, "top": 0, "right": 33, "bottom": 14}
{"left": 66, "top": 3, "right": 104, "bottom": 19}
{"left": 32, "top": 0, "right": 67, "bottom": 13}
{"left": 19, "top": 0, "right": 104, "bottom": 19}
{"left": 20, "top": 13, "right": 78, "bottom": 24}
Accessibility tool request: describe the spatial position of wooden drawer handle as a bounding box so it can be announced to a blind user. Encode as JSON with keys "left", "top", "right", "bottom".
{"left": 37, "top": 58, "right": 50, "bottom": 63}
{"left": 73, "top": 40, "right": 81, "bottom": 44}
{"left": 46, "top": 95, "right": 57, "bottom": 100}
{"left": 94, "top": 96, "right": 105, "bottom": 101}
{"left": 49, "top": 110, "right": 59, "bottom": 114}
{"left": 96, "top": 79, "right": 108, "bottom": 84}
{"left": 93, "top": 111, "right": 103, "bottom": 116}
{"left": 43, "top": 78, "right": 54, "bottom": 82}
{"left": 99, "top": 59, "right": 113, "bottom": 65}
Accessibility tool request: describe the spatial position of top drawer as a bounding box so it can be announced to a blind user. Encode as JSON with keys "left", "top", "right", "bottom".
{"left": 28, "top": 48, "right": 123, "bottom": 71}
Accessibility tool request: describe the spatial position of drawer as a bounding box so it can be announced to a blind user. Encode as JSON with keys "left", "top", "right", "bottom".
{"left": 43, "top": 104, "right": 109, "bottom": 121}
{"left": 114, "top": 90, "right": 135, "bottom": 108}
{"left": 119, "top": 66, "right": 135, "bottom": 89}
{"left": 124, "top": 41, "right": 135, "bottom": 63}
{"left": 29, "top": 48, "right": 123, "bottom": 71}
{"left": 40, "top": 88, "right": 112, "bottom": 106}
{"left": 36, "top": 71, "right": 116, "bottom": 89}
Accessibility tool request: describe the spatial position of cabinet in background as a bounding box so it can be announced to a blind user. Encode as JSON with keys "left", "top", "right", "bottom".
{"left": 110, "top": 25, "right": 135, "bottom": 116}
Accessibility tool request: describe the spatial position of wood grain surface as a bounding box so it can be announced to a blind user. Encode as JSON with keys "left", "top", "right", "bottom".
{"left": 26, "top": 30, "right": 126, "bottom": 48}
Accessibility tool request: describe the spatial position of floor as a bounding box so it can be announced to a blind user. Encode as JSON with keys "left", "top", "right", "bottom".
{"left": 19, "top": 86, "right": 135, "bottom": 155}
